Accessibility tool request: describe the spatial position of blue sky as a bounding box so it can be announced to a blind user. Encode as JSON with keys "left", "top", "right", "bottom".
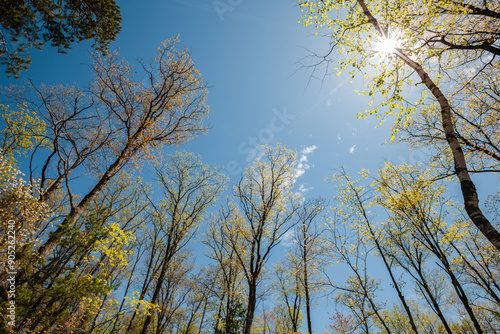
{"left": 1, "top": 0, "right": 439, "bottom": 331}
{"left": 1, "top": 0, "right": 417, "bottom": 186}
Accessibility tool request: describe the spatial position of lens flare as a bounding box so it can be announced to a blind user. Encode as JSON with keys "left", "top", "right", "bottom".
{"left": 376, "top": 38, "right": 398, "bottom": 54}
{"left": 374, "top": 31, "right": 401, "bottom": 59}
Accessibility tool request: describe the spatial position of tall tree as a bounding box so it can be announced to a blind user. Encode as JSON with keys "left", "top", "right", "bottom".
{"left": 205, "top": 211, "right": 247, "bottom": 334}
{"left": 6, "top": 171, "right": 143, "bottom": 333}
{"left": 325, "top": 167, "right": 499, "bottom": 333}
{"left": 333, "top": 169, "right": 420, "bottom": 334}
{"left": 1, "top": 36, "right": 210, "bottom": 263}
{"left": 396, "top": 62, "right": 500, "bottom": 176}
{"left": 138, "top": 151, "right": 227, "bottom": 334}
{"left": 324, "top": 205, "right": 391, "bottom": 333}
{"left": 273, "top": 256, "right": 304, "bottom": 333}
{"left": 373, "top": 163, "right": 485, "bottom": 333}
{"left": 217, "top": 144, "right": 299, "bottom": 334}
{"left": 294, "top": 198, "right": 324, "bottom": 334}
{"left": 298, "top": 0, "right": 500, "bottom": 250}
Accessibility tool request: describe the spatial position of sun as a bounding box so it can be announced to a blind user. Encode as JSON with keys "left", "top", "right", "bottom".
{"left": 374, "top": 32, "right": 401, "bottom": 59}
{"left": 376, "top": 37, "right": 398, "bottom": 54}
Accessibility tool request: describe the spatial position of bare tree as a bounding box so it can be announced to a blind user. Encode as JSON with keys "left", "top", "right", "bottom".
{"left": 294, "top": 198, "right": 325, "bottom": 334}
{"left": 2, "top": 36, "right": 211, "bottom": 263}
{"left": 205, "top": 210, "right": 247, "bottom": 334}
{"left": 217, "top": 144, "right": 299, "bottom": 334}
{"left": 137, "top": 151, "right": 227, "bottom": 334}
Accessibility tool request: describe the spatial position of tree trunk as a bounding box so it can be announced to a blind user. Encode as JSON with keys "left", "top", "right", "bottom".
{"left": 357, "top": 0, "right": 500, "bottom": 251}
{"left": 37, "top": 147, "right": 133, "bottom": 260}
{"left": 348, "top": 180, "right": 419, "bottom": 334}
{"left": 140, "top": 250, "right": 173, "bottom": 334}
{"left": 302, "top": 231, "right": 313, "bottom": 334}
{"left": 243, "top": 281, "right": 257, "bottom": 334}
{"left": 415, "top": 265, "right": 454, "bottom": 334}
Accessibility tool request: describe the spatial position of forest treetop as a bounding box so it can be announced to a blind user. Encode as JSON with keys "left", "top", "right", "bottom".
{"left": 0, "top": 0, "right": 121, "bottom": 78}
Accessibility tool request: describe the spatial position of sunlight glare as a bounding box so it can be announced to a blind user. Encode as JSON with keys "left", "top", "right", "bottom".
{"left": 374, "top": 34, "right": 401, "bottom": 59}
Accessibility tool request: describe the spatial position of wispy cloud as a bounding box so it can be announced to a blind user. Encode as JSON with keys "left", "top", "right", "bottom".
{"left": 349, "top": 144, "right": 356, "bottom": 154}
{"left": 295, "top": 169, "right": 306, "bottom": 179}
{"left": 294, "top": 145, "right": 318, "bottom": 181}
{"left": 299, "top": 184, "right": 314, "bottom": 193}
{"left": 301, "top": 145, "right": 317, "bottom": 155}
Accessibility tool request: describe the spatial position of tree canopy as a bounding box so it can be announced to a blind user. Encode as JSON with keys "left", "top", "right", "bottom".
{"left": 298, "top": 0, "right": 500, "bottom": 250}
{"left": 1, "top": 1, "right": 499, "bottom": 333}
{"left": 0, "top": 0, "right": 121, "bottom": 78}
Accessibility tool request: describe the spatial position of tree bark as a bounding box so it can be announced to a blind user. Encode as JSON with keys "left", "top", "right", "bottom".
{"left": 357, "top": 0, "right": 500, "bottom": 251}
{"left": 37, "top": 146, "right": 133, "bottom": 260}
{"left": 302, "top": 228, "right": 313, "bottom": 334}
{"left": 243, "top": 281, "right": 257, "bottom": 334}
{"left": 140, "top": 250, "right": 172, "bottom": 334}
{"left": 346, "top": 175, "right": 419, "bottom": 334}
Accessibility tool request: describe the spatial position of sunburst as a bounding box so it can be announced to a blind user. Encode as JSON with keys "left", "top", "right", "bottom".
{"left": 374, "top": 31, "right": 401, "bottom": 59}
